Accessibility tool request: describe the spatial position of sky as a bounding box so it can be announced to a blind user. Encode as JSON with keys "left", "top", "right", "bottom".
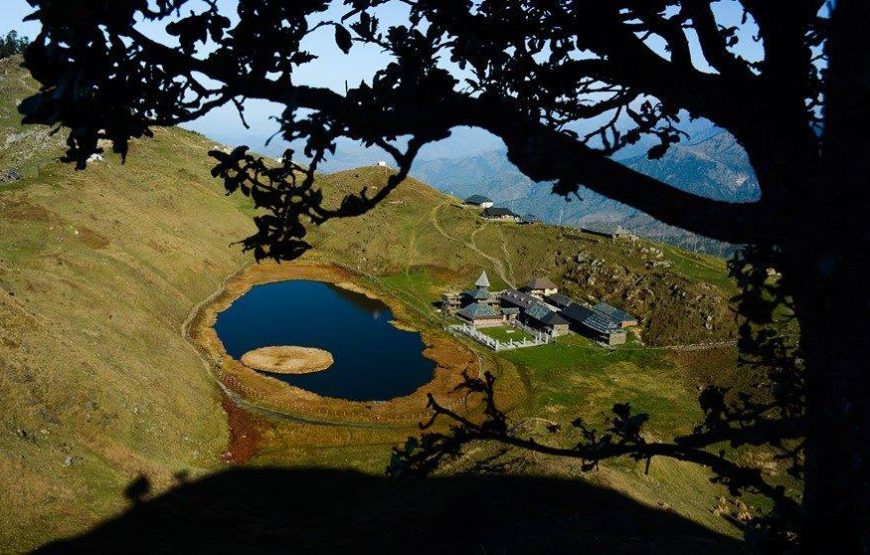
{"left": 1, "top": 1, "right": 764, "bottom": 166}
{"left": 1, "top": 0, "right": 507, "bottom": 163}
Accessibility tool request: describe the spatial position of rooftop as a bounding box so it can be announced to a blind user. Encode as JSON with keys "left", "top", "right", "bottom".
{"left": 562, "top": 303, "right": 621, "bottom": 334}
{"left": 546, "top": 293, "right": 574, "bottom": 309}
{"left": 467, "top": 286, "right": 491, "bottom": 301}
{"left": 593, "top": 302, "right": 637, "bottom": 323}
{"left": 580, "top": 223, "right": 618, "bottom": 237}
{"left": 465, "top": 195, "right": 493, "bottom": 205}
{"left": 525, "top": 303, "right": 569, "bottom": 326}
{"left": 500, "top": 289, "right": 538, "bottom": 310}
{"left": 482, "top": 207, "right": 519, "bottom": 218}
{"left": 475, "top": 270, "right": 491, "bottom": 288}
{"left": 457, "top": 302, "right": 502, "bottom": 320}
{"left": 525, "top": 277, "right": 558, "bottom": 291}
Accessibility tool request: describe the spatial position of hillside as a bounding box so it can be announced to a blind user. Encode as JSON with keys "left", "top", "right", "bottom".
{"left": 1, "top": 56, "right": 753, "bottom": 551}
{"left": 0, "top": 56, "right": 257, "bottom": 550}
{"left": 309, "top": 167, "right": 739, "bottom": 345}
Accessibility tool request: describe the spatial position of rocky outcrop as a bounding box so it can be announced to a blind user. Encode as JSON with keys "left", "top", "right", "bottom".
{"left": 0, "top": 169, "right": 21, "bottom": 182}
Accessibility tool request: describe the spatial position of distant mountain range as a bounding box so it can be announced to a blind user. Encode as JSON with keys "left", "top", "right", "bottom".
{"left": 411, "top": 129, "right": 759, "bottom": 256}
{"left": 233, "top": 127, "right": 509, "bottom": 171}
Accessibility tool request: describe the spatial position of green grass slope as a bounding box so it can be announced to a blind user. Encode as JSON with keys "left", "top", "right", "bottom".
{"left": 0, "top": 56, "right": 256, "bottom": 551}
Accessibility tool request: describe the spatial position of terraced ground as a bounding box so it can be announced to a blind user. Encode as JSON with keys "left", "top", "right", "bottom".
{"left": 0, "top": 56, "right": 786, "bottom": 552}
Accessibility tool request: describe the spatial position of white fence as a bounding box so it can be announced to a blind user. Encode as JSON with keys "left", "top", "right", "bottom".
{"left": 448, "top": 323, "right": 550, "bottom": 351}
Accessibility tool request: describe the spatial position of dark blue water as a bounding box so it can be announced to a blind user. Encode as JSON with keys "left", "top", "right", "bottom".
{"left": 214, "top": 280, "right": 435, "bottom": 401}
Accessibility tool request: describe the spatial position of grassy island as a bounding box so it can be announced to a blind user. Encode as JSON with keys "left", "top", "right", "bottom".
{"left": 241, "top": 346, "right": 334, "bottom": 374}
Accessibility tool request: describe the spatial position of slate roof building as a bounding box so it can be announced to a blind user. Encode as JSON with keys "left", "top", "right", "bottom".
{"left": 561, "top": 303, "right": 627, "bottom": 345}
{"left": 592, "top": 302, "right": 638, "bottom": 328}
{"left": 499, "top": 289, "right": 538, "bottom": 311}
{"left": 545, "top": 293, "right": 574, "bottom": 310}
{"left": 523, "top": 277, "right": 559, "bottom": 298}
{"left": 521, "top": 303, "right": 570, "bottom": 336}
{"left": 475, "top": 271, "right": 491, "bottom": 288}
{"left": 481, "top": 207, "right": 521, "bottom": 222}
{"left": 464, "top": 195, "right": 494, "bottom": 208}
{"left": 456, "top": 302, "right": 504, "bottom": 327}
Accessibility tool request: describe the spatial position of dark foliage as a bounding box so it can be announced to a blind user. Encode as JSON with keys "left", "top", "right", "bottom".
{"left": 17, "top": 0, "right": 870, "bottom": 551}
{"left": 390, "top": 345, "right": 803, "bottom": 548}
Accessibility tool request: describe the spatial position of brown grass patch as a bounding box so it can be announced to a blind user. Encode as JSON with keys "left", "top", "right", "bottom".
{"left": 220, "top": 396, "right": 260, "bottom": 464}
{"left": 0, "top": 198, "right": 54, "bottom": 222}
{"left": 389, "top": 320, "right": 418, "bottom": 332}
{"left": 241, "top": 346, "right": 334, "bottom": 374}
{"left": 75, "top": 226, "right": 110, "bottom": 249}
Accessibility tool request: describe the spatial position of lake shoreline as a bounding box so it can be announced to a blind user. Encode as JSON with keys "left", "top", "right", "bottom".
{"left": 188, "top": 261, "right": 481, "bottom": 431}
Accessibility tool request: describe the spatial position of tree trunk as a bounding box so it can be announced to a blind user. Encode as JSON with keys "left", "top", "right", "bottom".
{"left": 791, "top": 1, "right": 870, "bottom": 550}
{"left": 787, "top": 241, "right": 870, "bottom": 552}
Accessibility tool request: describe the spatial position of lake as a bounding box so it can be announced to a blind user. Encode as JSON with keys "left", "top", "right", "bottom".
{"left": 214, "top": 280, "right": 436, "bottom": 401}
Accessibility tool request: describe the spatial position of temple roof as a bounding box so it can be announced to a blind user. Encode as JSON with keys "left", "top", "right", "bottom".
{"left": 475, "top": 271, "right": 491, "bottom": 288}
{"left": 467, "top": 286, "right": 491, "bottom": 300}
{"left": 457, "top": 302, "right": 501, "bottom": 320}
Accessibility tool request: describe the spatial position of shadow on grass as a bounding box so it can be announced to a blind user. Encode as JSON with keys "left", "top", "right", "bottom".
{"left": 36, "top": 468, "right": 744, "bottom": 553}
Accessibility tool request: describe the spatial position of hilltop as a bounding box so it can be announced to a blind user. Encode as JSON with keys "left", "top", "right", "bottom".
{"left": 1, "top": 56, "right": 752, "bottom": 551}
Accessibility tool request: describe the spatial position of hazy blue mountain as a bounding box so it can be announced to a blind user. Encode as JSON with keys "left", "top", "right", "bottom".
{"left": 622, "top": 131, "right": 759, "bottom": 203}
{"left": 410, "top": 129, "right": 758, "bottom": 256}
{"left": 220, "top": 127, "right": 509, "bottom": 171}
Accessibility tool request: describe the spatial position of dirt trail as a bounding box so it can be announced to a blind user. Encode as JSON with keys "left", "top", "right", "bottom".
{"left": 429, "top": 201, "right": 456, "bottom": 241}
{"left": 430, "top": 202, "right": 516, "bottom": 288}
{"left": 497, "top": 228, "right": 518, "bottom": 286}
{"left": 470, "top": 224, "right": 516, "bottom": 288}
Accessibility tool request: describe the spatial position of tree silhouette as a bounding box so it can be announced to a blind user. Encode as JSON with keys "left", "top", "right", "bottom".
{"left": 0, "top": 30, "right": 29, "bottom": 60}
{"left": 17, "top": 0, "right": 869, "bottom": 551}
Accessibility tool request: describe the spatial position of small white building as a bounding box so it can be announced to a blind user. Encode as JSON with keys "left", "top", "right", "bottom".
{"left": 464, "top": 195, "right": 494, "bottom": 209}
{"left": 523, "top": 277, "right": 559, "bottom": 299}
